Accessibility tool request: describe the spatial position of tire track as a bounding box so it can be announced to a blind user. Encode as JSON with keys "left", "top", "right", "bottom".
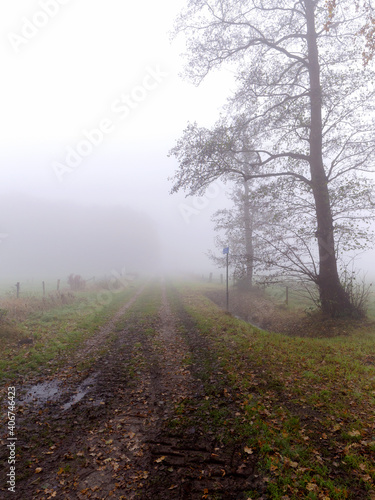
{"left": 1, "top": 282, "right": 265, "bottom": 499}
{"left": 144, "top": 284, "right": 264, "bottom": 500}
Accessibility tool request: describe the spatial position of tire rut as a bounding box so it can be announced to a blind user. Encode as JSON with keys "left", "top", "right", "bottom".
{"left": 1, "top": 282, "right": 265, "bottom": 499}
{"left": 143, "top": 284, "right": 265, "bottom": 500}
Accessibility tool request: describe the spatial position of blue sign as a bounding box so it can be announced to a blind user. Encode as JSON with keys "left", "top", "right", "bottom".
{"left": 222, "top": 247, "right": 229, "bottom": 254}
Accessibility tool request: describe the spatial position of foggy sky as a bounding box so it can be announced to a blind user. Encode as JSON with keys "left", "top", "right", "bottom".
{"left": 0, "top": 2, "right": 374, "bottom": 285}
{"left": 0, "top": 1, "right": 237, "bottom": 284}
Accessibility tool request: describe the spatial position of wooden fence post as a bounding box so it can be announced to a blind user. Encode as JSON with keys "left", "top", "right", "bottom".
{"left": 286, "top": 286, "right": 289, "bottom": 305}
{"left": 42, "top": 281, "right": 46, "bottom": 297}
{"left": 16, "top": 282, "right": 20, "bottom": 298}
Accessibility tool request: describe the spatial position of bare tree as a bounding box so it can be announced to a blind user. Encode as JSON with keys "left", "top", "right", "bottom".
{"left": 170, "top": 0, "right": 375, "bottom": 317}
{"left": 209, "top": 179, "right": 269, "bottom": 289}
{"left": 255, "top": 175, "right": 374, "bottom": 285}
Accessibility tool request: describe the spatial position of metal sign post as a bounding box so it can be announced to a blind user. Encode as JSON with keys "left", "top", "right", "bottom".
{"left": 223, "top": 247, "right": 229, "bottom": 311}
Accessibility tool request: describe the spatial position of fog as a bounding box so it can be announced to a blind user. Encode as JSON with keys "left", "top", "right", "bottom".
{"left": 0, "top": 143, "right": 231, "bottom": 282}
{"left": 0, "top": 1, "right": 374, "bottom": 287}
{"left": 0, "top": 1, "right": 236, "bottom": 285}
{"left": 0, "top": 176, "right": 229, "bottom": 282}
{"left": 0, "top": 194, "right": 161, "bottom": 280}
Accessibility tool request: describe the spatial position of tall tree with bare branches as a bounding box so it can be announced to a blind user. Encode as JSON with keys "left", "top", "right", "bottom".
{"left": 170, "top": 0, "right": 375, "bottom": 317}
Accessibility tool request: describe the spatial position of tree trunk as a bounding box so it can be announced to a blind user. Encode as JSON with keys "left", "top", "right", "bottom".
{"left": 243, "top": 180, "right": 254, "bottom": 290}
{"left": 305, "top": 0, "right": 354, "bottom": 316}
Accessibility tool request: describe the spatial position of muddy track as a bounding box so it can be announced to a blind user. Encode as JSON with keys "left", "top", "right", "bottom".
{"left": 0, "top": 282, "right": 266, "bottom": 499}
{"left": 143, "top": 285, "right": 265, "bottom": 499}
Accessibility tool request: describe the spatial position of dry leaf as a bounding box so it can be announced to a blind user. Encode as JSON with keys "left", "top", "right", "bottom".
{"left": 348, "top": 430, "right": 361, "bottom": 437}
{"left": 361, "top": 474, "right": 372, "bottom": 482}
{"left": 244, "top": 446, "right": 253, "bottom": 454}
{"left": 155, "top": 456, "right": 166, "bottom": 463}
{"left": 35, "top": 467, "right": 43, "bottom": 474}
{"left": 306, "top": 482, "right": 318, "bottom": 492}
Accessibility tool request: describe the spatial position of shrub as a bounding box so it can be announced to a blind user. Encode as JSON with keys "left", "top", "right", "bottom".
{"left": 67, "top": 274, "right": 86, "bottom": 291}
{"left": 340, "top": 268, "right": 372, "bottom": 318}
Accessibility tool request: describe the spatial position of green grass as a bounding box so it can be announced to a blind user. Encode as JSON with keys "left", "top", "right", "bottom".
{"left": 173, "top": 283, "right": 375, "bottom": 498}
{"left": 265, "top": 284, "right": 315, "bottom": 310}
{"left": 0, "top": 286, "right": 140, "bottom": 382}
{"left": 113, "top": 282, "right": 161, "bottom": 332}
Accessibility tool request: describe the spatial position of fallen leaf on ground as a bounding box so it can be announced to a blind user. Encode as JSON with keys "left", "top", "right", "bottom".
{"left": 348, "top": 430, "right": 361, "bottom": 437}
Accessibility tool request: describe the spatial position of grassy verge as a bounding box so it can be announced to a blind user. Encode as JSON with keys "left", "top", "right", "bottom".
{"left": 174, "top": 283, "right": 375, "bottom": 499}
{"left": 0, "top": 285, "right": 141, "bottom": 382}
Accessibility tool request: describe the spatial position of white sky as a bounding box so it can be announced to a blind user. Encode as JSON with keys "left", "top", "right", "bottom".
{"left": 0, "top": 0, "right": 235, "bottom": 275}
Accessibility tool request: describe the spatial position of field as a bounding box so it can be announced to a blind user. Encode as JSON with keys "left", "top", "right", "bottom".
{"left": 0, "top": 279, "right": 374, "bottom": 499}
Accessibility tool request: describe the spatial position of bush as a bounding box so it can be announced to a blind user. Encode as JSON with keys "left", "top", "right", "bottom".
{"left": 67, "top": 274, "right": 86, "bottom": 291}
{"left": 340, "top": 268, "right": 372, "bottom": 318}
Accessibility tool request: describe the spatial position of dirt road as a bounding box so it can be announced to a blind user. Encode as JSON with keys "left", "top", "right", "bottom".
{"left": 0, "top": 282, "right": 264, "bottom": 499}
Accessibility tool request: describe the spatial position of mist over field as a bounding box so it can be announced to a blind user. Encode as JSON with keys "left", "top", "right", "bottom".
{"left": 1, "top": 191, "right": 373, "bottom": 287}
{"left": 0, "top": 195, "right": 161, "bottom": 281}
{"left": 0, "top": 183, "right": 230, "bottom": 284}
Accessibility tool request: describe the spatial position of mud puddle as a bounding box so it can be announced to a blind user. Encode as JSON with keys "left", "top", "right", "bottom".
{"left": 17, "top": 373, "right": 99, "bottom": 411}
{"left": 18, "top": 379, "right": 62, "bottom": 405}
{"left": 61, "top": 373, "right": 98, "bottom": 410}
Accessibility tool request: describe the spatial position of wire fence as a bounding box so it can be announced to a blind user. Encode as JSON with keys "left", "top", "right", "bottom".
{"left": 0, "top": 279, "right": 69, "bottom": 299}
{"left": 199, "top": 272, "right": 317, "bottom": 308}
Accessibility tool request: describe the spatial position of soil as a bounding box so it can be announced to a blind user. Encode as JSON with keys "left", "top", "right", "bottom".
{"left": 0, "top": 283, "right": 266, "bottom": 500}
